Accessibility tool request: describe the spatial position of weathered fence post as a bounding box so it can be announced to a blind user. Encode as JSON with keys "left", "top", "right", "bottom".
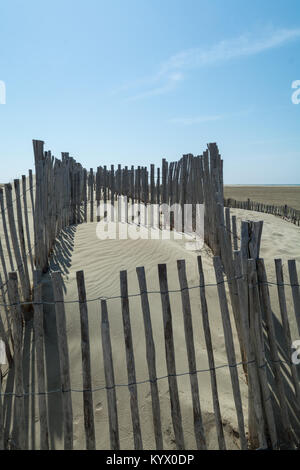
{"left": 120, "top": 270, "right": 143, "bottom": 450}
{"left": 33, "top": 271, "right": 49, "bottom": 450}
{"left": 288, "top": 260, "right": 300, "bottom": 336}
{"left": 52, "top": 271, "right": 73, "bottom": 450}
{"left": 136, "top": 266, "right": 163, "bottom": 450}
{"left": 213, "top": 256, "right": 248, "bottom": 450}
{"left": 257, "top": 259, "right": 295, "bottom": 448}
{"left": 7, "top": 272, "right": 26, "bottom": 449}
{"left": 0, "top": 370, "right": 3, "bottom": 450}
{"left": 76, "top": 271, "right": 96, "bottom": 450}
{"left": 247, "top": 259, "right": 278, "bottom": 449}
{"left": 5, "top": 184, "right": 31, "bottom": 301}
{"left": 177, "top": 259, "right": 206, "bottom": 450}
{"left": 197, "top": 256, "right": 226, "bottom": 450}
{"left": 158, "top": 263, "right": 185, "bottom": 450}
{"left": 275, "top": 259, "right": 300, "bottom": 407}
{"left": 101, "top": 300, "right": 120, "bottom": 450}
{"left": 233, "top": 251, "right": 266, "bottom": 449}
{"left": 0, "top": 189, "right": 14, "bottom": 271}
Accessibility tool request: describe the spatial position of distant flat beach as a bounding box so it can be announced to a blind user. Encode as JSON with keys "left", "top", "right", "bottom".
{"left": 224, "top": 185, "right": 300, "bottom": 210}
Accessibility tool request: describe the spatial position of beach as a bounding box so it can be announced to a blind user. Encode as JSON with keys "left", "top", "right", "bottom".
{"left": 1, "top": 180, "right": 299, "bottom": 449}
{"left": 224, "top": 185, "right": 300, "bottom": 210}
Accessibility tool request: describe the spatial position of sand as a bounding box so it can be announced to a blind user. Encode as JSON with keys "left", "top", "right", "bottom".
{"left": 1, "top": 185, "right": 300, "bottom": 450}
{"left": 224, "top": 185, "right": 300, "bottom": 211}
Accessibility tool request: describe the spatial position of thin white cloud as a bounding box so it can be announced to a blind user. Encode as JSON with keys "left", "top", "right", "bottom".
{"left": 159, "top": 27, "right": 300, "bottom": 74}
{"left": 168, "top": 108, "right": 254, "bottom": 126}
{"left": 126, "top": 72, "right": 184, "bottom": 102}
{"left": 168, "top": 115, "right": 224, "bottom": 125}
{"left": 119, "top": 27, "right": 300, "bottom": 101}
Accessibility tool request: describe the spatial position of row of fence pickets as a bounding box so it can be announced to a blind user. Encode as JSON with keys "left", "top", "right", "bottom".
{"left": 224, "top": 197, "right": 300, "bottom": 226}
{"left": 3, "top": 252, "right": 300, "bottom": 450}
{"left": 0, "top": 140, "right": 299, "bottom": 450}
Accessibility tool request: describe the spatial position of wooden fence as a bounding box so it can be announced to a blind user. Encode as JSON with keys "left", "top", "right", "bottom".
{"left": 33, "top": 141, "right": 224, "bottom": 274}
{"left": 0, "top": 140, "right": 225, "bottom": 300}
{"left": 224, "top": 197, "right": 300, "bottom": 226}
{"left": 0, "top": 139, "right": 299, "bottom": 449}
{"left": 87, "top": 145, "right": 223, "bottom": 257}
{"left": 1, "top": 253, "right": 300, "bottom": 450}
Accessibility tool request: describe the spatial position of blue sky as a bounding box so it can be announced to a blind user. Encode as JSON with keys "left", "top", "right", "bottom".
{"left": 0, "top": 0, "right": 300, "bottom": 183}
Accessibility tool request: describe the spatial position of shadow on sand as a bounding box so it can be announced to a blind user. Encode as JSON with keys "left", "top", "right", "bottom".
{"left": 2, "top": 225, "right": 77, "bottom": 449}
{"left": 264, "top": 310, "right": 300, "bottom": 449}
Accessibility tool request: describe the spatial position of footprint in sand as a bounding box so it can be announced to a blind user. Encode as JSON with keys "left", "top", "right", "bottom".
{"left": 95, "top": 402, "right": 103, "bottom": 412}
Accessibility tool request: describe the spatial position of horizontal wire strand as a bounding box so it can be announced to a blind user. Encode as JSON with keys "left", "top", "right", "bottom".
{"left": 1, "top": 358, "right": 287, "bottom": 398}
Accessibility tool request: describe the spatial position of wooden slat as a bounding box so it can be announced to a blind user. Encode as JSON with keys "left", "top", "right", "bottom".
{"left": 0, "top": 271, "right": 13, "bottom": 356}
{"left": 158, "top": 263, "right": 185, "bottom": 450}
{"left": 90, "top": 168, "right": 94, "bottom": 223}
{"left": 247, "top": 259, "right": 278, "bottom": 449}
{"left": 51, "top": 271, "right": 73, "bottom": 450}
{"left": 232, "top": 215, "right": 238, "bottom": 251}
{"left": 177, "top": 259, "right": 206, "bottom": 449}
{"left": 101, "top": 299, "right": 120, "bottom": 450}
{"left": 136, "top": 266, "right": 163, "bottom": 450}
{"left": 233, "top": 251, "right": 266, "bottom": 449}
{"left": 5, "top": 184, "right": 30, "bottom": 301}
{"left": 110, "top": 165, "right": 115, "bottom": 222}
{"left": 0, "top": 240, "right": 13, "bottom": 362}
{"left": 22, "top": 175, "right": 34, "bottom": 272}
{"left": 14, "top": 179, "right": 31, "bottom": 301}
{"left": 28, "top": 169, "right": 35, "bottom": 218}
{"left": 83, "top": 169, "right": 87, "bottom": 223}
{"left": 76, "top": 270, "right": 96, "bottom": 450}
{"left": 288, "top": 260, "right": 300, "bottom": 336}
{"left": 7, "top": 272, "right": 26, "bottom": 449}
{"left": 257, "top": 259, "right": 295, "bottom": 447}
{"left": 225, "top": 207, "right": 232, "bottom": 249}
{"left": 0, "top": 370, "right": 3, "bottom": 449}
{"left": 197, "top": 256, "right": 226, "bottom": 449}
{"left": 33, "top": 140, "right": 45, "bottom": 271}
{"left": 0, "top": 188, "right": 15, "bottom": 271}
{"left": 33, "top": 271, "right": 49, "bottom": 450}
{"left": 120, "top": 270, "right": 143, "bottom": 450}
{"left": 0, "top": 238, "right": 8, "bottom": 287}
{"left": 213, "top": 256, "right": 248, "bottom": 450}
{"left": 275, "top": 259, "right": 300, "bottom": 407}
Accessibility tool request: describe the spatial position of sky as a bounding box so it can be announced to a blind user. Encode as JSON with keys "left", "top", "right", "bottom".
{"left": 0, "top": 0, "right": 300, "bottom": 183}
